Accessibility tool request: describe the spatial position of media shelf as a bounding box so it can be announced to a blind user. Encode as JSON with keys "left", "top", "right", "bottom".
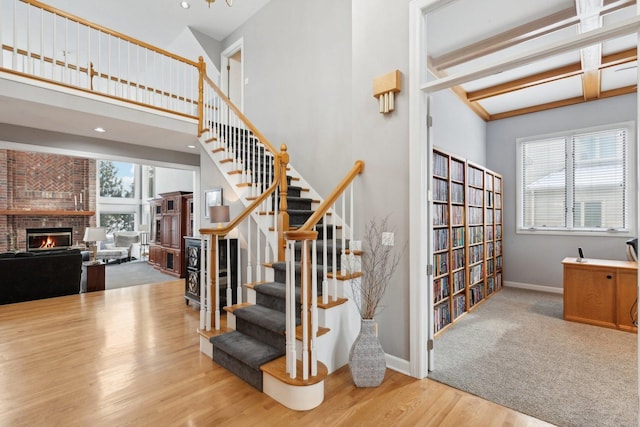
{"left": 432, "top": 150, "right": 504, "bottom": 335}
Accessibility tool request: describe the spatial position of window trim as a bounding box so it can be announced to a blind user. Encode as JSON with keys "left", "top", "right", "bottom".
{"left": 516, "top": 121, "right": 635, "bottom": 237}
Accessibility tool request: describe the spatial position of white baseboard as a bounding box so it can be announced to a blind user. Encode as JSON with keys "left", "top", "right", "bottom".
{"left": 385, "top": 353, "right": 411, "bottom": 376}
{"left": 504, "top": 281, "right": 563, "bottom": 294}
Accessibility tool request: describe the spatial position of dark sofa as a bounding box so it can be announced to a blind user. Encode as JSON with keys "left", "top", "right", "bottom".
{"left": 0, "top": 249, "right": 83, "bottom": 305}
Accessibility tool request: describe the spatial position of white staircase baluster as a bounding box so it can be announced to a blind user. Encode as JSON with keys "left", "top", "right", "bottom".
{"left": 205, "top": 234, "right": 212, "bottom": 331}
{"left": 256, "top": 225, "right": 262, "bottom": 282}
{"left": 285, "top": 242, "right": 296, "bottom": 378}
{"left": 302, "top": 239, "right": 309, "bottom": 380}
{"left": 341, "top": 193, "right": 347, "bottom": 276}
{"left": 332, "top": 204, "right": 338, "bottom": 301}
{"left": 236, "top": 236, "right": 242, "bottom": 304}
{"left": 246, "top": 210, "right": 252, "bottom": 285}
{"left": 322, "top": 216, "right": 328, "bottom": 305}
{"left": 311, "top": 238, "right": 318, "bottom": 377}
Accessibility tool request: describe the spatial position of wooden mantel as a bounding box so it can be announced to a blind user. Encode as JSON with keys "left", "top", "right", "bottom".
{"left": 0, "top": 209, "right": 95, "bottom": 216}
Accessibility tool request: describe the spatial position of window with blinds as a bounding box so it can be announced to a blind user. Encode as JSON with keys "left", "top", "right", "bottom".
{"left": 518, "top": 123, "right": 630, "bottom": 234}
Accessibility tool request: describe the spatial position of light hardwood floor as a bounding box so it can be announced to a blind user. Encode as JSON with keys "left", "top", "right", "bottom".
{"left": 0, "top": 281, "right": 553, "bottom": 426}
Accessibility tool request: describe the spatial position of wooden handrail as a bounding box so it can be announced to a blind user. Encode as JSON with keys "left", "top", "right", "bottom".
{"left": 286, "top": 160, "right": 365, "bottom": 237}
{"left": 199, "top": 145, "right": 289, "bottom": 237}
{"left": 202, "top": 74, "right": 278, "bottom": 155}
{"left": 1, "top": 44, "right": 91, "bottom": 74}
{"left": 22, "top": 0, "right": 199, "bottom": 68}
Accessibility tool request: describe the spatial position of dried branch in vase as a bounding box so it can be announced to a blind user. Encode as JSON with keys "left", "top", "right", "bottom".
{"left": 349, "top": 216, "right": 405, "bottom": 320}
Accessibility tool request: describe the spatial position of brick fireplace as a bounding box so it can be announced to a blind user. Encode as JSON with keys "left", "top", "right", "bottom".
{"left": 0, "top": 150, "right": 97, "bottom": 252}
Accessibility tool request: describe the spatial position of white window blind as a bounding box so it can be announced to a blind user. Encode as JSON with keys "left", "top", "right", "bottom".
{"left": 518, "top": 124, "right": 629, "bottom": 233}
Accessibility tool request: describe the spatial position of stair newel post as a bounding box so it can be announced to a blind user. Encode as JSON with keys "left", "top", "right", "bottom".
{"left": 301, "top": 238, "right": 310, "bottom": 380}
{"left": 200, "top": 234, "right": 208, "bottom": 331}
{"left": 197, "top": 56, "right": 205, "bottom": 137}
{"left": 277, "top": 145, "right": 290, "bottom": 262}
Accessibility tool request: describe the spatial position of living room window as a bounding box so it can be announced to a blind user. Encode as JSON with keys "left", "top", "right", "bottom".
{"left": 517, "top": 122, "right": 632, "bottom": 235}
{"left": 99, "top": 160, "right": 136, "bottom": 198}
{"left": 98, "top": 160, "right": 140, "bottom": 234}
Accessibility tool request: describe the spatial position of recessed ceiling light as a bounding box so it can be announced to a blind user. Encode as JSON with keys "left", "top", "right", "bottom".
{"left": 180, "top": 1, "right": 190, "bottom": 8}
{"left": 94, "top": 127, "right": 106, "bottom": 133}
{"left": 187, "top": 144, "right": 196, "bottom": 149}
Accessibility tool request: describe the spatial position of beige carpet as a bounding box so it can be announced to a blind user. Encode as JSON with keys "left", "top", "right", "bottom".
{"left": 429, "top": 287, "right": 638, "bottom": 427}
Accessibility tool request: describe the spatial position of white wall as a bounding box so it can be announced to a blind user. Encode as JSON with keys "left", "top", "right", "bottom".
{"left": 487, "top": 93, "right": 637, "bottom": 289}
{"left": 431, "top": 89, "right": 486, "bottom": 165}
{"left": 155, "top": 167, "right": 194, "bottom": 196}
{"left": 221, "top": 0, "right": 353, "bottom": 197}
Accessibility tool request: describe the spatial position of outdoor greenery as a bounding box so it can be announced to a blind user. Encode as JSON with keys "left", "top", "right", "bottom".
{"left": 99, "top": 160, "right": 134, "bottom": 198}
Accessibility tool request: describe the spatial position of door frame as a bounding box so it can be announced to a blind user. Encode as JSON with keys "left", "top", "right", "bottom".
{"left": 221, "top": 37, "right": 244, "bottom": 112}
{"left": 408, "top": 0, "right": 640, "bottom": 380}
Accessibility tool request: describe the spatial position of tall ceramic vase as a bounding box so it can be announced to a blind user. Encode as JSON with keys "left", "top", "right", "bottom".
{"left": 349, "top": 319, "right": 386, "bottom": 387}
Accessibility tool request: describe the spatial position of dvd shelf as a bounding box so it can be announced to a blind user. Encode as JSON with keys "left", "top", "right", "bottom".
{"left": 432, "top": 149, "right": 504, "bottom": 336}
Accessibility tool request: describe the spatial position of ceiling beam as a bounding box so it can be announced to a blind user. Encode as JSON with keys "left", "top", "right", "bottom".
{"left": 429, "top": 0, "right": 636, "bottom": 71}
{"left": 427, "top": 57, "right": 491, "bottom": 120}
{"left": 488, "top": 84, "right": 636, "bottom": 120}
{"left": 466, "top": 48, "right": 636, "bottom": 102}
{"left": 421, "top": 16, "right": 640, "bottom": 94}
{"left": 466, "top": 63, "right": 582, "bottom": 102}
{"left": 429, "top": 7, "right": 577, "bottom": 71}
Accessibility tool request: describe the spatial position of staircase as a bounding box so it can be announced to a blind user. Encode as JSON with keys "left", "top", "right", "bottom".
{"left": 199, "top": 120, "right": 363, "bottom": 410}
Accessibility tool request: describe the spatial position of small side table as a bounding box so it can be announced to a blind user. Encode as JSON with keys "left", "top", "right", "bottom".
{"left": 83, "top": 262, "right": 105, "bottom": 292}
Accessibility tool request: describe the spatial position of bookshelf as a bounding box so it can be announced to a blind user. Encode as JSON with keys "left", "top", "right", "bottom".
{"left": 432, "top": 150, "right": 503, "bottom": 335}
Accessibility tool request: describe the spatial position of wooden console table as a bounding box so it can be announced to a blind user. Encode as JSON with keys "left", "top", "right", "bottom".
{"left": 562, "top": 257, "right": 637, "bottom": 333}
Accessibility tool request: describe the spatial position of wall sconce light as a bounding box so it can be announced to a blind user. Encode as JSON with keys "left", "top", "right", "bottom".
{"left": 373, "top": 70, "right": 402, "bottom": 114}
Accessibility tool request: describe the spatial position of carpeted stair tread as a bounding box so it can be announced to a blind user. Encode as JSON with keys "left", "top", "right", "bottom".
{"left": 233, "top": 304, "right": 287, "bottom": 334}
{"left": 210, "top": 330, "right": 284, "bottom": 370}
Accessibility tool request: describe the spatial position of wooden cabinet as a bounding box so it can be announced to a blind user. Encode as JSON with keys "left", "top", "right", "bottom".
{"left": 82, "top": 262, "right": 105, "bottom": 292}
{"left": 562, "top": 257, "right": 637, "bottom": 332}
{"left": 148, "top": 191, "right": 192, "bottom": 278}
{"left": 184, "top": 237, "right": 238, "bottom": 306}
{"left": 432, "top": 149, "right": 503, "bottom": 335}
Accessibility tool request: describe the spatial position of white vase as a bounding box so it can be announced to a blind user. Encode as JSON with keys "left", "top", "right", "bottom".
{"left": 348, "top": 319, "right": 386, "bottom": 387}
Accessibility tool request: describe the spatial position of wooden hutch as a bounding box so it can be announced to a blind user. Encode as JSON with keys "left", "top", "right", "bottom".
{"left": 148, "top": 191, "right": 193, "bottom": 278}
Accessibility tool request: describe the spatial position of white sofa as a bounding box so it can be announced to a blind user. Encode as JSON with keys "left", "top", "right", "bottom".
{"left": 97, "top": 231, "right": 140, "bottom": 263}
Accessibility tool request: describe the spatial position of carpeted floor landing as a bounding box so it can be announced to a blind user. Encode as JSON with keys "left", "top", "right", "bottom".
{"left": 429, "top": 287, "right": 638, "bottom": 427}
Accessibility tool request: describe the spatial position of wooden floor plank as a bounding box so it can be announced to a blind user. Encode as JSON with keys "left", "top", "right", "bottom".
{"left": 0, "top": 280, "right": 553, "bottom": 426}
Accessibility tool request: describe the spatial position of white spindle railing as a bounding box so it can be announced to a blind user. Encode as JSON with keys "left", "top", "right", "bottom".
{"left": 284, "top": 161, "right": 364, "bottom": 380}
{"left": 1, "top": 0, "right": 201, "bottom": 118}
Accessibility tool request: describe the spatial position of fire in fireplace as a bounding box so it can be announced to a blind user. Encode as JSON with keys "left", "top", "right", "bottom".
{"left": 26, "top": 228, "right": 73, "bottom": 252}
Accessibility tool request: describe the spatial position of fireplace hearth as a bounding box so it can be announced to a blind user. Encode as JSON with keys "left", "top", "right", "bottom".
{"left": 26, "top": 228, "right": 73, "bottom": 252}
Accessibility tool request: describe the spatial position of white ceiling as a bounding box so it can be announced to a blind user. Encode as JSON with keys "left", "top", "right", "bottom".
{"left": 42, "top": 0, "right": 271, "bottom": 46}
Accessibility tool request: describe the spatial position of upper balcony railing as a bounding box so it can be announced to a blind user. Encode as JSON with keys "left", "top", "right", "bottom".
{"left": 1, "top": 0, "right": 201, "bottom": 120}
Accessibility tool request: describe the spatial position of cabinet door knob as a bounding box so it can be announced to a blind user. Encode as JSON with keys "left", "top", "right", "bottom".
{"left": 607, "top": 275, "right": 613, "bottom": 279}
